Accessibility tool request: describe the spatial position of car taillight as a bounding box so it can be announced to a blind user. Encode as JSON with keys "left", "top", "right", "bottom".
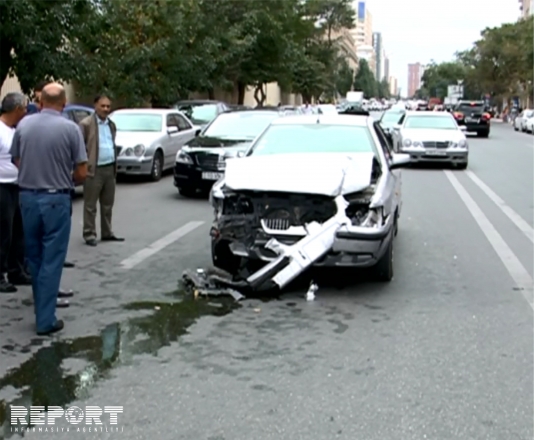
{"left": 454, "top": 112, "right": 464, "bottom": 119}
{"left": 482, "top": 113, "right": 490, "bottom": 120}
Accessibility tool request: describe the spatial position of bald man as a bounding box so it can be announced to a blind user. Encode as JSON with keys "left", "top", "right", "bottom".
{"left": 9, "top": 83, "right": 88, "bottom": 335}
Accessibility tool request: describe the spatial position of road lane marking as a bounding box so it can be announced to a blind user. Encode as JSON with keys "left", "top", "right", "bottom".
{"left": 464, "top": 170, "right": 534, "bottom": 244}
{"left": 444, "top": 170, "right": 533, "bottom": 309}
{"left": 119, "top": 221, "right": 205, "bottom": 270}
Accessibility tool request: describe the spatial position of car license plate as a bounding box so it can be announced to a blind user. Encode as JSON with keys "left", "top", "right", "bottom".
{"left": 427, "top": 150, "right": 447, "bottom": 156}
{"left": 202, "top": 172, "right": 223, "bottom": 180}
{"left": 465, "top": 117, "right": 478, "bottom": 123}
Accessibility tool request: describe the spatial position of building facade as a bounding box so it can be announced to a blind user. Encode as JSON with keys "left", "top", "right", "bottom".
{"left": 383, "top": 57, "right": 390, "bottom": 83}
{"left": 389, "top": 76, "right": 398, "bottom": 96}
{"left": 351, "top": 2, "right": 373, "bottom": 47}
{"left": 519, "top": 0, "right": 533, "bottom": 17}
{"left": 372, "top": 32, "right": 383, "bottom": 81}
{"left": 407, "top": 62, "right": 425, "bottom": 97}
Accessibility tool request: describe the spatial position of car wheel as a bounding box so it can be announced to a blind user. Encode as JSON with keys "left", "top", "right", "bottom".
{"left": 477, "top": 130, "right": 489, "bottom": 138}
{"left": 178, "top": 186, "right": 196, "bottom": 197}
{"left": 150, "top": 151, "right": 163, "bottom": 181}
{"left": 212, "top": 239, "right": 242, "bottom": 275}
{"left": 373, "top": 237, "right": 394, "bottom": 282}
{"left": 514, "top": 126, "right": 519, "bottom": 131}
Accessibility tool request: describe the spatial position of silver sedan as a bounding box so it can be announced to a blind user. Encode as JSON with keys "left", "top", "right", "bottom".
{"left": 110, "top": 109, "right": 200, "bottom": 181}
{"left": 391, "top": 111, "right": 469, "bottom": 169}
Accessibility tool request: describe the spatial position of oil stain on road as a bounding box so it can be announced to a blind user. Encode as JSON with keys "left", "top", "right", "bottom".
{"left": 0, "top": 293, "right": 239, "bottom": 436}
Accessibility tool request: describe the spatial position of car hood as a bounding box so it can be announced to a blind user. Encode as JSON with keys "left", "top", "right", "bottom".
{"left": 184, "top": 137, "right": 253, "bottom": 158}
{"left": 401, "top": 128, "right": 465, "bottom": 141}
{"left": 224, "top": 152, "right": 375, "bottom": 196}
{"left": 115, "top": 132, "right": 159, "bottom": 148}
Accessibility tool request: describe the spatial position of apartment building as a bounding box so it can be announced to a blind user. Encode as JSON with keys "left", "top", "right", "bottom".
{"left": 372, "top": 32, "right": 385, "bottom": 81}
{"left": 519, "top": 0, "right": 533, "bottom": 17}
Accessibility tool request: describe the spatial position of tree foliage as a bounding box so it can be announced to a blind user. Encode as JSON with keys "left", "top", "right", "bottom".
{"left": 0, "top": 0, "right": 359, "bottom": 105}
{"left": 418, "top": 18, "right": 533, "bottom": 101}
{"left": 353, "top": 59, "right": 376, "bottom": 98}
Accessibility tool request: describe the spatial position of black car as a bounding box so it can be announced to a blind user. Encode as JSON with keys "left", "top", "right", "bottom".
{"left": 173, "top": 100, "right": 230, "bottom": 128}
{"left": 174, "top": 109, "right": 285, "bottom": 197}
{"left": 453, "top": 100, "right": 491, "bottom": 137}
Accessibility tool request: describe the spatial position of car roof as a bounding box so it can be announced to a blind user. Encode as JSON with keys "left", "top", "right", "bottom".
{"left": 111, "top": 108, "right": 179, "bottom": 115}
{"left": 175, "top": 100, "right": 222, "bottom": 105}
{"left": 64, "top": 104, "right": 93, "bottom": 111}
{"left": 270, "top": 114, "right": 369, "bottom": 127}
{"left": 223, "top": 109, "right": 281, "bottom": 115}
{"left": 404, "top": 111, "right": 453, "bottom": 116}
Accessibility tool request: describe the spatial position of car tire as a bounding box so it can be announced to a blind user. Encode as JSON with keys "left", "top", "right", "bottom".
{"left": 514, "top": 126, "right": 519, "bottom": 131}
{"left": 212, "top": 239, "right": 241, "bottom": 275}
{"left": 373, "top": 236, "right": 394, "bottom": 282}
{"left": 477, "top": 130, "right": 489, "bottom": 138}
{"left": 150, "top": 151, "right": 163, "bottom": 181}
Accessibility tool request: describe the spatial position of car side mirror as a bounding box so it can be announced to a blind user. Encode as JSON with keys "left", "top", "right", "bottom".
{"left": 389, "top": 153, "right": 411, "bottom": 170}
{"left": 167, "top": 126, "right": 179, "bottom": 134}
{"left": 195, "top": 129, "right": 201, "bottom": 136}
{"left": 459, "top": 125, "right": 467, "bottom": 132}
{"left": 392, "top": 124, "right": 401, "bottom": 131}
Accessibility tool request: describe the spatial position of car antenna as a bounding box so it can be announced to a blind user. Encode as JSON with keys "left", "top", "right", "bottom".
{"left": 316, "top": 115, "right": 320, "bottom": 124}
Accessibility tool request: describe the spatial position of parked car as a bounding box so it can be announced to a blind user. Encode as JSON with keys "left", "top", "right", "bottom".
{"left": 514, "top": 109, "right": 534, "bottom": 132}
{"left": 173, "top": 100, "right": 229, "bottom": 129}
{"left": 209, "top": 114, "right": 411, "bottom": 282}
{"left": 62, "top": 104, "right": 94, "bottom": 123}
{"left": 391, "top": 111, "right": 468, "bottom": 169}
{"left": 525, "top": 116, "right": 534, "bottom": 134}
{"left": 174, "top": 108, "right": 285, "bottom": 196}
{"left": 109, "top": 109, "right": 199, "bottom": 181}
{"left": 452, "top": 100, "right": 491, "bottom": 137}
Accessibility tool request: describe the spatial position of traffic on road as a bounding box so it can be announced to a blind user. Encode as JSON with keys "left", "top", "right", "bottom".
{"left": 0, "top": 103, "right": 532, "bottom": 439}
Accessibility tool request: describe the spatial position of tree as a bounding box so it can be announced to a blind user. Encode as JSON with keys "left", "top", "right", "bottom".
{"left": 334, "top": 59, "right": 354, "bottom": 97}
{"left": 377, "top": 78, "right": 390, "bottom": 99}
{"left": 353, "top": 59, "right": 376, "bottom": 98}
{"left": 0, "top": 0, "right": 95, "bottom": 93}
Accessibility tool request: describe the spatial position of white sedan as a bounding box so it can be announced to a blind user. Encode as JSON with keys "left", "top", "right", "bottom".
{"left": 525, "top": 116, "right": 534, "bottom": 134}
{"left": 514, "top": 109, "right": 534, "bottom": 132}
{"left": 391, "top": 111, "right": 468, "bottom": 169}
{"left": 110, "top": 109, "right": 199, "bottom": 181}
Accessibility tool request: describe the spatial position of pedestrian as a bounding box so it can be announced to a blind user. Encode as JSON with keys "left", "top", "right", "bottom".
{"left": 79, "top": 94, "right": 124, "bottom": 246}
{"left": 0, "top": 93, "right": 32, "bottom": 293}
{"left": 9, "top": 83, "right": 88, "bottom": 335}
{"left": 26, "top": 80, "right": 50, "bottom": 115}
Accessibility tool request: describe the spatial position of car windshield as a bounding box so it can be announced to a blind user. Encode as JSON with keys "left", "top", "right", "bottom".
{"left": 250, "top": 124, "right": 375, "bottom": 156}
{"left": 203, "top": 112, "right": 279, "bottom": 140}
{"left": 110, "top": 114, "right": 162, "bottom": 132}
{"left": 380, "top": 111, "right": 404, "bottom": 126}
{"left": 176, "top": 103, "right": 218, "bottom": 125}
{"left": 404, "top": 115, "right": 458, "bottom": 130}
{"left": 457, "top": 103, "right": 484, "bottom": 112}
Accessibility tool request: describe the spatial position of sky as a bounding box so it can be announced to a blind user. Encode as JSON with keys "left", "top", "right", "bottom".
{"left": 364, "top": 0, "right": 521, "bottom": 96}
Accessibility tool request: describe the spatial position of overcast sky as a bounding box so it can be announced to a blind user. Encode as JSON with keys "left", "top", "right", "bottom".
{"left": 364, "top": 0, "right": 520, "bottom": 95}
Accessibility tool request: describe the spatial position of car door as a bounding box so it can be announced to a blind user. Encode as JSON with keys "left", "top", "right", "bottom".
{"left": 174, "top": 113, "right": 196, "bottom": 150}
{"left": 374, "top": 122, "right": 402, "bottom": 217}
{"left": 163, "top": 114, "right": 182, "bottom": 168}
{"left": 73, "top": 109, "right": 92, "bottom": 123}
{"left": 391, "top": 113, "right": 405, "bottom": 151}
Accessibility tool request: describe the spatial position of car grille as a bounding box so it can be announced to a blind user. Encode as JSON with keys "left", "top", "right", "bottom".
{"left": 262, "top": 218, "right": 291, "bottom": 231}
{"left": 422, "top": 141, "right": 450, "bottom": 149}
{"left": 194, "top": 153, "right": 220, "bottom": 168}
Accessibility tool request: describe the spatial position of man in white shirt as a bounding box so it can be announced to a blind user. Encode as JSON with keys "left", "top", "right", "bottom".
{"left": 0, "top": 93, "right": 31, "bottom": 293}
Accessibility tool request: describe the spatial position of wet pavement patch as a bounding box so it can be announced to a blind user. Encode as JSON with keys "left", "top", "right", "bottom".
{"left": 0, "top": 293, "right": 238, "bottom": 435}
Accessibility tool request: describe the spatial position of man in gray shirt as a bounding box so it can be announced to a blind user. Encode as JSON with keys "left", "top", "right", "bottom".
{"left": 10, "top": 83, "right": 88, "bottom": 335}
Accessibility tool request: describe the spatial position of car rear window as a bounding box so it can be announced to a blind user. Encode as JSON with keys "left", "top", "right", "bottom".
{"left": 457, "top": 103, "right": 484, "bottom": 112}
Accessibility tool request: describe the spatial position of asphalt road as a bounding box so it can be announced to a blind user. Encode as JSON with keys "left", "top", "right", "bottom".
{"left": 0, "top": 121, "right": 533, "bottom": 440}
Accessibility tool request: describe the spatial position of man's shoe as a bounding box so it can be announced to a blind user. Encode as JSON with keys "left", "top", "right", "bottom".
{"left": 85, "top": 239, "right": 97, "bottom": 246}
{"left": 64, "top": 261, "right": 75, "bottom": 268}
{"left": 58, "top": 289, "right": 74, "bottom": 298}
{"left": 56, "top": 298, "right": 70, "bottom": 308}
{"left": 8, "top": 272, "right": 32, "bottom": 286}
{"left": 102, "top": 235, "right": 125, "bottom": 242}
{"left": 37, "top": 320, "right": 64, "bottom": 336}
{"left": 0, "top": 278, "right": 17, "bottom": 293}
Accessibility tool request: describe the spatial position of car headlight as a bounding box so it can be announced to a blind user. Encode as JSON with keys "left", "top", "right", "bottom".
{"left": 176, "top": 150, "right": 193, "bottom": 164}
{"left": 403, "top": 139, "right": 412, "bottom": 147}
{"left": 133, "top": 144, "right": 145, "bottom": 157}
{"left": 457, "top": 139, "right": 467, "bottom": 148}
{"left": 361, "top": 207, "right": 386, "bottom": 228}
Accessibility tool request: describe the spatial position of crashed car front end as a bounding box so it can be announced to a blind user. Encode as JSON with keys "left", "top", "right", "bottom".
{"left": 209, "top": 164, "right": 395, "bottom": 271}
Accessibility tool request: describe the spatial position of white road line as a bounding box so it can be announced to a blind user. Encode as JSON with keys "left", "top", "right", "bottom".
{"left": 444, "top": 170, "right": 534, "bottom": 309}
{"left": 464, "top": 170, "right": 534, "bottom": 244}
{"left": 119, "top": 221, "right": 205, "bottom": 270}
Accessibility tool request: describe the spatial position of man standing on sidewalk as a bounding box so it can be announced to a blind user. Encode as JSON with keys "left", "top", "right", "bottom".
{"left": 10, "top": 83, "right": 88, "bottom": 335}
{"left": 0, "top": 93, "right": 32, "bottom": 293}
{"left": 80, "top": 94, "right": 124, "bottom": 246}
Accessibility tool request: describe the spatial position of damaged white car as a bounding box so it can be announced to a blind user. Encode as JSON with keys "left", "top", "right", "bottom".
{"left": 209, "top": 115, "right": 411, "bottom": 287}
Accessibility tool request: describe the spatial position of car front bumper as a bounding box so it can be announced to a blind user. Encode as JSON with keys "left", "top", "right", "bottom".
{"left": 457, "top": 121, "right": 490, "bottom": 132}
{"left": 213, "top": 215, "right": 395, "bottom": 269}
{"left": 174, "top": 163, "right": 224, "bottom": 191}
{"left": 401, "top": 148, "right": 468, "bottom": 164}
{"left": 117, "top": 156, "right": 153, "bottom": 175}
